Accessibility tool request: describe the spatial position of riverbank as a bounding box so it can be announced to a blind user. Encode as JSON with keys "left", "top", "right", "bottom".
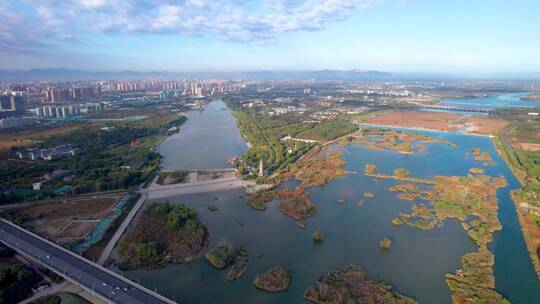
{"left": 356, "top": 122, "right": 493, "bottom": 137}
{"left": 491, "top": 121, "right": 540, "bottom": 279}
{"left": 510, "top": 190, "right": 540, "bottom": 279}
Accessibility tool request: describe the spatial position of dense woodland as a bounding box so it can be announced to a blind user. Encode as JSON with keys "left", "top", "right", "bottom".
{"left": 0, "top": 113, "right": 185, "bottom": 203}
{"left": 0, "top": 244, "right": 42, "bottom": 304}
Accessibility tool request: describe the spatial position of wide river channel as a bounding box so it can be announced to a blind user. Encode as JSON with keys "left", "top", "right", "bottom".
{"left": 123, "top": 99, "right": 540, "bottom": 303}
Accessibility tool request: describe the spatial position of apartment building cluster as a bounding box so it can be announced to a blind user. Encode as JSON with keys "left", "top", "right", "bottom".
{"left": 45, "top": 86, "right": 98, "bottom": 103}
{"left": 100, "top": 79, "right": 240, "bottom": 97}
{"left": 16, "top": 144, "right": 80, "bottom": 161}
{"left": 32, "top": 103, "right": 103, "bottom": 118}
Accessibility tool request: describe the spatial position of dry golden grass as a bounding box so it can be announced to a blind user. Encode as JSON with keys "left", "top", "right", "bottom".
{"left": 364, "top": 111, "right": 508, "bottom": 135}
{"left": 518, "top": 143, "right": 540, "bottom": 152}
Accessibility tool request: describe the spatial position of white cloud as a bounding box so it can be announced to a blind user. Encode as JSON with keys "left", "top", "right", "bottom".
{"left": 0, "top": 0, "right": 387, "bottom": 53}
{"left": 78, "top": 0, "right": 107, "bottom": 9}
{"left": 36, "top": 5, "right": 53, "bottom": 18}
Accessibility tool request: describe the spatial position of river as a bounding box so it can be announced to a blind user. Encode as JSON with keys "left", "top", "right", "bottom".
{"left": 123, "top": 100, "right": 540, "bottom": 303}
{"left": 157, "top": 100, "right": 247, "bottom": 170}
{"left": 440, "top": 92, "right": 540, "bottom": 109}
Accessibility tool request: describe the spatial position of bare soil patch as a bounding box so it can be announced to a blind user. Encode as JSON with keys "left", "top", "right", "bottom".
{"left": 9, "top": 196, "right": 119, "bottom": 238}
{"left": 55, "top": 220, "right": 99, "bottom": 239}
{"left": 518, "top": 143, "right": 540, "bottom": 152}
{"left": 197, "top": 171, "right": 235, "bottom": 182}
{"left": 462, "top": 116, "right": 508, "bottom": 135}
{"left": 365, "top": 111, "right": 460, "bottom": 131}
{"left": 364, "top": 111, "right": 508, "bottom": 135}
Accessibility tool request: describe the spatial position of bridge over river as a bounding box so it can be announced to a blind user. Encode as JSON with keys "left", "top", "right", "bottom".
{"left": 0, "top": 219, "right": 176, "bottom": 304}
{"left": 420, "top": 104, "right": 491, "bottom": 113}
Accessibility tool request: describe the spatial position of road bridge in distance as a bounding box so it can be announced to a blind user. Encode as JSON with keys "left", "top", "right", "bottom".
{"left": 420, "top": 105, "right": 491, "bottom": 113}
{"left": 0, "top": 219, "right": 176, "bottom": 304}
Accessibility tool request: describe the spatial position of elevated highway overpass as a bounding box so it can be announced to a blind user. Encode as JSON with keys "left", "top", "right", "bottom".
{"left": 0, "top": 219, "right": 176, "bottom": 304}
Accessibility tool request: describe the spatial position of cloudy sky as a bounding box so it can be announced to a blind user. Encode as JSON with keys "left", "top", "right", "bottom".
{"left": 1, "top": 0, "right": 539, "bottom": 74}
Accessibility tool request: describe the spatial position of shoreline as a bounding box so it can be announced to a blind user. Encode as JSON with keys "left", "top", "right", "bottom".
{"left": 491, "top": 133, "right": 528, "bottom": 187}
{"left": 356, "top": 123, "right": 493, "bottom": 138}
{"left": 492, "top": 133, "right": 540, "bottom": 279}
{"left": 510, "top": 191, "right": 540, "bottom": 279}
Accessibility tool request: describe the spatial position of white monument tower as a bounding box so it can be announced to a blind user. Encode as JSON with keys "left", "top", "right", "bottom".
{"left": 258, "top": 158, "right": 264, "bottom": 177}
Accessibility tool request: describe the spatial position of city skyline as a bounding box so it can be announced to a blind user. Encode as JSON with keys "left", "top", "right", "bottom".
{"left": 1, "top": 0, "right": 540, "bottom": 76}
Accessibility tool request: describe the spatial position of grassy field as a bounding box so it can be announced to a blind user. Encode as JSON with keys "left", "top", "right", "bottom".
{"left": 509, "top": 119, "right": 540, "bottom": 183}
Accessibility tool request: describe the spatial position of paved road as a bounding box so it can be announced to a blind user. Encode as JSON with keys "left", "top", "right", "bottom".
{"left": 142, "top": 177, "right": 254, "bottom": 199}
{"left": 0, "top": 219, "right": 175, "bottom": 304}
{"left": 500, "top": 128, "right": 521, "bottom": 166}
{"left": 97, "top": 193, "right": 147, "bottom": 265}
{"left": 19, "top": 281, "right": 71, "bottom": 304}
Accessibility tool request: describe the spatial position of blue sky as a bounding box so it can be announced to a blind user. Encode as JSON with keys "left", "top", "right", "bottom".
{"left": 1, "top": 0, "right": 539, "bottom": 75}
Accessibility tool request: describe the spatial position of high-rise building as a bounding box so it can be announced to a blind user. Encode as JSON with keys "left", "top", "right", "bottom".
{"left": 46, "top": 88, "right": 72, "bottom": 103}
{"left": 10, "top": 95, "right": 24, "bottom": 112}
{"left": 0, "top": 95, "right": 10, "bottom": 110}
{"left": 46, "top": 88, "right": 59, "bottom": 103}
{"left": 0, "top": 93, "right": 24, "bottom": 113}
{"left": 47, "top": 106, "right": 56, "bottom": 117}
{"left": 70, "top": 87, "right": 96, "bottom": 100}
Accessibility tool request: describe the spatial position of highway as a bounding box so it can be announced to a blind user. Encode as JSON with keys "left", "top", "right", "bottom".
{"left": 0, "top": 219, "right": 175, "bottom": 304}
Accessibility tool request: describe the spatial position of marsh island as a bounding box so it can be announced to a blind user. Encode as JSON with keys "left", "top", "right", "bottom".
{"left": 117, "top": 203, "right": 208, "bottom": 269}
{"left": 253, "top": 265, "right": 291, "bottom": 293}
{"left": 304, "top": 265, "right": 416, "bottom": 304}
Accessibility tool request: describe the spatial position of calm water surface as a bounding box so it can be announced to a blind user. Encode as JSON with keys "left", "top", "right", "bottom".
{"left": 441, "top": 92, "right": 540, "bottom": 109}
{"left": 124, "top": 104, "right": 540, "bottom": 303}
{"left": 157, "top": 100, "right": 247, "bottom": 170}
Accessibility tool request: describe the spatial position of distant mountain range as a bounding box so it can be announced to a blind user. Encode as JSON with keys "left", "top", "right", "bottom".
{"left": 245, "top": 69, "right": 392, "bottom": 80}
{"left": 0, "top": 68, "right": 392, "bottom": 81}
{"left": 3, "top": 68, "right": 537, "bottom": 81}
{"left": 0, "top": 69, "right": 172, "bottom": 81}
